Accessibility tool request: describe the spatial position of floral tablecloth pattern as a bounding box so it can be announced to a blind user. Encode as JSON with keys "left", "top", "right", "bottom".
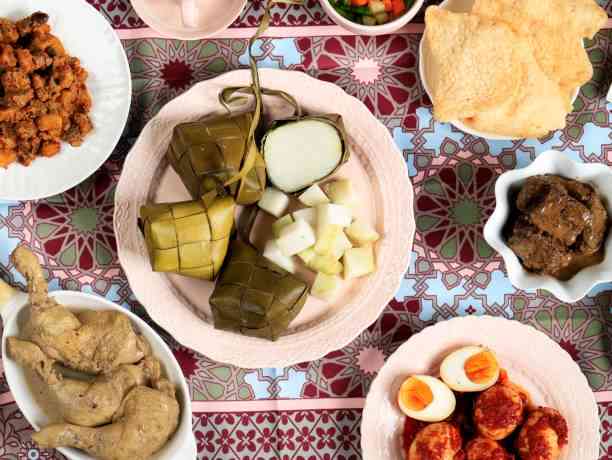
{"left": 0, "top": 1, "right": 611, "bottom": 459}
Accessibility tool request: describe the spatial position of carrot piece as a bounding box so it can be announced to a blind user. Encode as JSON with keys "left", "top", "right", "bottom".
{"left": 0, "top": 149, "right": 16, "bottom": 168}
{"left": 392, "top": 0, "right": 406, "bottom": 16}
{"left": 383, "top": 0, "right": 393, "bottom": 11}
{"left": 41, "top": 141, "right": 61, "bottom": 157}
{"left": 352, "top": 0, "right": 369, "bottom": 5}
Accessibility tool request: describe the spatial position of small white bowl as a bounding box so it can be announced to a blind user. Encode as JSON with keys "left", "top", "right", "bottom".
{"left": 484, "top": 150, "right": 612, "bottom": 303}
{"left": 0, "top": 286, "right": 196, "bottom": 460}
{"left": 320, "top": 0, "right": 424, "bottom": 36}
{"left": 418, "top": 0, "right": 579, "bottom": 140}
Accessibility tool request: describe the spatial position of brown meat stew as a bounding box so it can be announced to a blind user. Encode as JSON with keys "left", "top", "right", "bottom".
{"left": 505, "top": 175, "right": 609, "bottom": 280}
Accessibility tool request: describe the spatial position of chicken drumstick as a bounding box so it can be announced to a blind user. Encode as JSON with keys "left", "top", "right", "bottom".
{"left": 33, "top": 384, "right": 180, "bottom": 460}
{"left": 11, "top": 246, "right": 149, "bottom": 374}
{"left": 7, "top": 337, "right": 161, "bottom": 427}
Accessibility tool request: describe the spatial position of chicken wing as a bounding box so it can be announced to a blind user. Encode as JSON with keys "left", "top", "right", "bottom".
{"left": 8, "top": 337, "right": 160, "bottom": 427}
{"left": 11, "top": 246, "right": 148, "bottom": 374}
{"left": 32, "top": 385, "right": 180, "bottom": 460}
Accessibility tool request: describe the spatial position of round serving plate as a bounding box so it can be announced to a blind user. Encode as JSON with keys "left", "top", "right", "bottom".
{"left": 361, "top": 316, "right": 599, "bottom": 460}
{"left": 114, "top": 69, "right": 415, "bottom": 368}
{"left": 418, "top": 0, "right": 580, "bottom": 141}
{"left": 130, "top": 0, "right": 247, "bottom": 40}
{"left": 0, "top": 0, "right": 131, "bottom": 201}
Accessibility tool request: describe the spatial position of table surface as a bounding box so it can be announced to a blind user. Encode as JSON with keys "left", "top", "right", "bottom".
{"left": 1, "top": 1, "right": 611, "bottom": 459}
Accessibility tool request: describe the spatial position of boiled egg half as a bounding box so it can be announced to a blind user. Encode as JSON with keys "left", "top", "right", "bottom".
{"left": 397, "top": 375, "right": 456, "bottom": 422}
{"left": 440, "top": 346, "right": 500, "bottom": 392}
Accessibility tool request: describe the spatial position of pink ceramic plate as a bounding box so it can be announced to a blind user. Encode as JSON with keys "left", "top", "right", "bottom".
{"left": 361, "top": 316, "right": 599, "bottom": 460}
{"left": 130, "top": 0, "right": 247, "bottom": 40}
{"left": 114, "top": 69, "right": 415, "bottom": 368}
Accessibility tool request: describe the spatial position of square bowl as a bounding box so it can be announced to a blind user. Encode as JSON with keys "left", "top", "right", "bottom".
{"left": 483, "top": 150, "right": 612, "bottom": 302}
{"left": 320, "top": 0, "right": 424, "bottom": 36}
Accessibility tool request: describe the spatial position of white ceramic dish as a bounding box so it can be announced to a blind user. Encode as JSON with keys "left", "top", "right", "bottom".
{"left": 0, "top": 281, "right": 196, "bottom": 460}
{"left": 114, "top": 68, "right": 415, "bottom": 369}
{"left": 418, "top": 0, "right": 579, "bottom": 140}
{"left": 361, "top": 316, "right": 599, "bottom": 460}
{"left": 131, "top": 0, "right": 247, "bottom": 40}
{"left": 320, "top": 0, "right": 424, "bottom": 36}
{"left": 0, "top": 0, "right": 131, "bottom": 201}
{"left": 484, "top": 150, "right": 612, "bottom": 302}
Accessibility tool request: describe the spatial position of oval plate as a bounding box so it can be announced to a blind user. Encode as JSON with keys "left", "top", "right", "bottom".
{"left": 114, "top": 68, "right": 415, "bottom": 368}
{"left": 361, "top": 316, "right": 599, "bottom": 460}
{"left": 0, "top": 0, "right": 131, "bottom": 201}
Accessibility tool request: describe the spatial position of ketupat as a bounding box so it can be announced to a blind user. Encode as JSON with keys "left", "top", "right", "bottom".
{"left": 140, "top": 193, "right": 235, "bottom": 280}
{"left": 167, "top": 111, "right": 266, "bottom": 205}
{"left": 210, "top": 240, "right": 309, "bottom": 341}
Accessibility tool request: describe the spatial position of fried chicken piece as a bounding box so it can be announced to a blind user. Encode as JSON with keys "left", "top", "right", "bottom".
{"left": 407, "top": 422, "right": 463, "bottom": 460}
{"left": 11, "top": 246, "right": 149, "bottom": 374}
{"left": 473, "top": 383, "right": 525, "bottom": 440}
{"left": 465, "top": 436, "right": 514, "bottom": 460}
{"left": 516, "top": 408, "right": 568, "bottom": 460}
{"left": 7, "top": 337, "right": 160, "bottom": 427}
{"left": 33, "top": 385, "right": 180, "bottom": 460}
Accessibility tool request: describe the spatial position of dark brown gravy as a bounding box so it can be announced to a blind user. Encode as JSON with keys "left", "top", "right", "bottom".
{"left": 505, "top": 174, "right": 608, "bottom": 281}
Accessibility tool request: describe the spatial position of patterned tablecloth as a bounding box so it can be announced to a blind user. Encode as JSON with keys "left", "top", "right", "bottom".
{"left": 0, "top": 1, "right": 611, "bottom": 459}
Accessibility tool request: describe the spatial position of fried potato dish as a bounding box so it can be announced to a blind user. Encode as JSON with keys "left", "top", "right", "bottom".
{"left": 0, "top": 12, "right": 93, "bottom": 168}
{"left": 423, "top": 0, "right": 607, "bottom": 138}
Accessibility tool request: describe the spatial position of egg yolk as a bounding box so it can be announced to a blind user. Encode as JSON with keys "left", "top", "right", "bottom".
{"left": 464, "top": 350, "right": 499, "bottom": 383}
{"left": 399, "top": 377, "right": 434, "bottom": 411}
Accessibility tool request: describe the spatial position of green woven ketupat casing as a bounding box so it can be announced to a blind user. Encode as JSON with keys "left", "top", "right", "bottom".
{"left": 210, "top": 240, "right": 309, "bottom": 341}
{"left": 140, "top": 194, "right": 235, "bottom": 280}
{"left": 167, "top": 112, "right": 266, "bottom": 205}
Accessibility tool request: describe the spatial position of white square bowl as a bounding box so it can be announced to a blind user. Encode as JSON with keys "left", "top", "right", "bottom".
{"left": 483, "top": 150, "right": 612, "bottom": 302}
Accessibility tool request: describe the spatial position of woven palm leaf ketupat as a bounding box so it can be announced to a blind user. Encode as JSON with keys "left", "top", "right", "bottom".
{"left": 210, "top": 239, "right": 309, "bottom": 341}
{"left": 140, "top": 193, "right": 235, "bottom": 280}
{"left": 167, "top": 111, "right": 266, "bottom": 205}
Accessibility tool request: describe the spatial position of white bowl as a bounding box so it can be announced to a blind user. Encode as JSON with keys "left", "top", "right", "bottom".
{"left": 320, "top": 0, "right": 424, "bottom": 36}
{"left": 418, "top": 0, "right": 579, "bottom": 140}
{"left": 0, "top": 286, "right": 196, "bottom": 460}
{"left": 130, "top": 0, "right": 247, "bottom": 40}
{"left": 483, "top": 150, "right": 612, "bottom": 303}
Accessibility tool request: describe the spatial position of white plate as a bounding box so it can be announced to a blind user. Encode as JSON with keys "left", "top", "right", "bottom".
{"left": 114, "top": 68, "right": 415, "bottom": 368}
{"left": 361, "top": 316, "right": 599, "bottom": 460}
{"left": 0, "top": 0, "right": 131, "bottom": 201}
{"left": 0, "top": 288, "right": 196, "bottom": 460}
{"left": 418, "top": 0, "right": 579, "bottom": 140}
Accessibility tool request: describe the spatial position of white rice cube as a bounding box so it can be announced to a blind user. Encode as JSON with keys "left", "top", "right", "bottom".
{"left": 258, "top": 187, "right": 290, "bottom": 217}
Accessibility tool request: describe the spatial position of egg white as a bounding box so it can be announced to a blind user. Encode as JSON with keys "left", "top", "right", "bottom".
{"left": 440, "top": 346, "right": 500, "bottom": 392}
{"left": 397, "top": 375, "right": 456, "bottom": 422}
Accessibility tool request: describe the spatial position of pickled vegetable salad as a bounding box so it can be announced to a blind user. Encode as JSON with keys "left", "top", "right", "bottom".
{"left": 330, "top": 0, "right": 410, "bottom": 25}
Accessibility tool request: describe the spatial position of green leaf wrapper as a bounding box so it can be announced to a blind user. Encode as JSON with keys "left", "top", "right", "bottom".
{"left": 167, "top": 112, "right": 266, "bottom": 205}
{"left": 210, "top": 239, "right": 309, "bottom": 341}
{"left": 140, "top": 193, "right": 236, "bottom": 280}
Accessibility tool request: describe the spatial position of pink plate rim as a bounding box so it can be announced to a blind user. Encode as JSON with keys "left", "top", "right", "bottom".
{"left": 361, "top": 315, "right": 599, "bottom": 460}
{"left": 114, "top": 68, "right": 415, "bottom": 368}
